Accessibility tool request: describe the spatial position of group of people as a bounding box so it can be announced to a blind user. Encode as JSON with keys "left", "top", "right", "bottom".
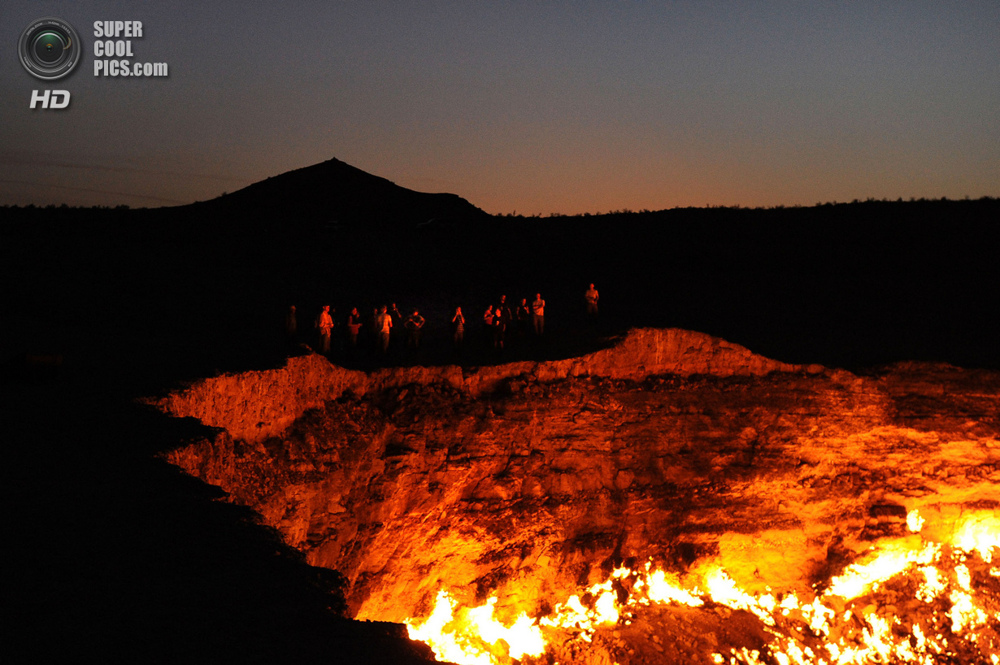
{"left": 477, "top": 293, "right": 546, "bottom": 350}
{"left": 303, "top": 303, "right": 426, "bottom": 355}
{"left": 286, "top": 283, "right": 599, "bottom": 358}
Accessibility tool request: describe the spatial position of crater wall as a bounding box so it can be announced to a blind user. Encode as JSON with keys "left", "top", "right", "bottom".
{"left": 154, "top": 328, "right": 806, "bottom": 444}
{"left": 160, "top": 329, "right": 1000, "bottom": 654}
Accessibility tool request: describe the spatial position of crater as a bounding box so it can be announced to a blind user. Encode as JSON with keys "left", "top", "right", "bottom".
{"left": 156, "top": 328, "right": 1000, "bottom": 664}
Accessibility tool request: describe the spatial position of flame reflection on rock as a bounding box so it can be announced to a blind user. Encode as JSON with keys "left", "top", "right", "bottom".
{"left": 405, "top": 510, "right": 1000, "bottom": 664}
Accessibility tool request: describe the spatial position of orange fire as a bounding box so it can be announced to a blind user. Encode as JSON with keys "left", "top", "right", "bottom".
{"left": 406, "top": 590, "right": 544, "bottom": 664}
{"left": 405, "top": 509, "right": 1000, "bottom": 664}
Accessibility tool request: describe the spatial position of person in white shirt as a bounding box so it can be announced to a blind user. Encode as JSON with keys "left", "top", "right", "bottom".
{"left": 531, "top": 293, "right": 545, "bottom": 336}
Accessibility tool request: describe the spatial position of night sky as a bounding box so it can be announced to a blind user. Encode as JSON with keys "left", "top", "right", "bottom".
{"left": 2, "top": 2, "right": 997, "bottom": 214}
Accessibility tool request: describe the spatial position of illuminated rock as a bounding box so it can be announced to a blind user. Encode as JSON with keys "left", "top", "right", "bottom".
{"left": 159, "top": 329, "right": 1000, "bottom": 664}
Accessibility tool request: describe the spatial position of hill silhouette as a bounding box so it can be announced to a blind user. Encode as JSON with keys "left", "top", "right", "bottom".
{"left": 184, "top": 157, "right": 489, "bottom": 230}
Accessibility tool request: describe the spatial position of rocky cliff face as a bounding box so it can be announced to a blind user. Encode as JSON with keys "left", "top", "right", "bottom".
{"left": 155, "top": 328, "right": 805, "bottom": 444}
{"left": 160, "top": 329, "right": 1000, "bottom": 664}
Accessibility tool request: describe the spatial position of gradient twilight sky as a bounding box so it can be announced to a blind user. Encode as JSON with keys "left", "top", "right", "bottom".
{"left": 1, "top": 2, "right": 997, "bottom": 214}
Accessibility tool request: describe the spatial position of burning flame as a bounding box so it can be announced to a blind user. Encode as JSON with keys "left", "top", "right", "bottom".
{"left": 954, "top": 515, "right": 1000, "bottom": 564}
{"left": 406, "top": 590, "right": 544, "bottom": 664}
{"left": 405, "top": 510, "right": 1000, "bottom": 665}
{"left": 824, "top": 539, "right": 941, "bottom": 599}
{"left": 642, "top": 567, "right": 704, "bottom": 607}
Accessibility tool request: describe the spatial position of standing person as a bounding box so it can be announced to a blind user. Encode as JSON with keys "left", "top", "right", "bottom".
{"left": 367, "top": 307, "right": 379, "bottom": 352}
{"left": 405, "top": 309, "right": 425, "bottom": 349}
{"left": 389, "top": 303, "right": 404, "bottom": 350}
{"left": 496, "top": 295, "right": 513, "bottom": 344}
{"left": 496, "top": 295, "right": 512, "bottom": 326}
{"left": 376, "top": 305, "right": 392, "bottom": 355}
{"left": 516, "top": 298, "right": 530, "bottom": 340}
{"left": 493, "top": 307, "right": 506, "bottom": 350}
{"left": 346, "top": 307, "right": 362, "bottom": 349}
{"left": 483, "top": 306, "right": 495, "bottom": 349}
{"left": 285, "top": 305, "right": 298, "bottom": 341}
{"left": 532, "top": 293, "right": 546, "bottom": 336}
{"left": 585, "top": 283, "right": 599, "bottom": 317}
{"left": 451, "top": 307, "right": 465, "bottom": 351}
{"left": 315, "top": 305, "right": 334, "bottom": 354}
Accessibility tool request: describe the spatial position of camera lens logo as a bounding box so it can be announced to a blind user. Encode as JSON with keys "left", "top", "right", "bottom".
{"left": 19, "top": 18, "right": 82, "bottom": 80}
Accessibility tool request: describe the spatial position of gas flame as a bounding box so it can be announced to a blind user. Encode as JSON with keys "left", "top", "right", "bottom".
{"left": 405, "top": 510, "right": 1000, "bottom": 664}
{"left": 406, "top": 590, "right": 544, "bottom": 664}
{"left": 907, "top": 509, "right": 925, "bottom": 533}
{"left": 824, "top": 539, "right": 941, "bottom": 599}
{"left": 955, "top": 515, "right": 1000, "bottom": 564}
{"left": 642, "top": 567, "right": 704, "bottom": 607}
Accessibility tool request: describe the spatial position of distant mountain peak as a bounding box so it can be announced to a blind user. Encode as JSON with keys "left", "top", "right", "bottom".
{"left": 190, "top": 157, "right": 488, "bottom": 228}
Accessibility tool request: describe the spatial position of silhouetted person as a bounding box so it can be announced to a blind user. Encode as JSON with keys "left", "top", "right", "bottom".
{"left": 495, "top": 295, "right": 513, "bottom": 342}
{"left": 389, "top": 303, "right": 404, "bottom": 348}
{"left": 585, "top": 283, "right": 599, "bottom": 317}
{"left": 452, "top": 307, "right": 465, "bottom": 351}
{"left": 496, "top": 295, "right": 512, "bottom": 326}
{"left": 492, "top": 307, "right": 506, "bottom": 350}
{"left": 405, "top": 309, "right": 425, "bottom": 349}
{"left": 375, "top": 305, "right": 392, "bottom": 355}
{"left": 346, "top": 307, "right": 362, "bottom": 348}
{"left": 286, "top": 305, "right": 298, "bottom": 340}
{"left": 516, "top": 298, "right": 530, "bottom": 339}
{"left": 532, "top": 293, "right": 545, "bottom": 336}
{"left": 483, "top": 306, "right": 495, "bottom": 349}
{"left": 367, "top": 307, "right": 379, "bottom": 351}
{"left": 315, "top": 305, "right": 334, "bottom": 354}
